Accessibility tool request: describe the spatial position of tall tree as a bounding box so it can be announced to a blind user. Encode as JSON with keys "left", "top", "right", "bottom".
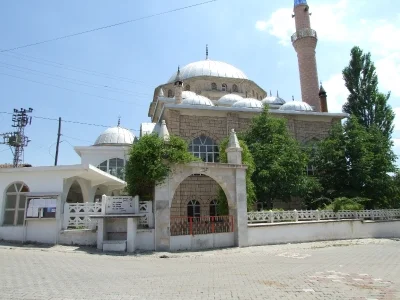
{"left": 315, "top": 117, "right": 397, "bottom": 208}
{"left": 243, "top": 106, "right": 319, "bottom": 208}
{"left": 342, "top": 46, "right": 394, "bottom": 137}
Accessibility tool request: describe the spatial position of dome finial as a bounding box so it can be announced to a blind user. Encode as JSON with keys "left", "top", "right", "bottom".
{"left": 292, "top": 96, "right": 295, "bottom": 101}
{"left": 206, "top": 44, "right": 209, "bottom": 60}
{"left": 277, "top": 90, "right": 280, "bottom": 97}
{"left": 269, "top": 90, "right": 272, "bottom": 96}
{"left": 117, "top": 115, "right": 121, "bottom": 127}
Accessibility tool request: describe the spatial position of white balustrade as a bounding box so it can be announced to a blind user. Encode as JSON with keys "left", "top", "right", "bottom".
{"left": 248, "top": 209, "right": 400, "bottom": 224}
{"left": 64, "top": 198, "right": 154, "bottom": 229}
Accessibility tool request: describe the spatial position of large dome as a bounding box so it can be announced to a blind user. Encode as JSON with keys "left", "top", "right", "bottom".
{"left": 94, "top": 126, "right": 135, "bottom": 146}
{"left": 167, "top": 60, "right": 248, "bottom": 83}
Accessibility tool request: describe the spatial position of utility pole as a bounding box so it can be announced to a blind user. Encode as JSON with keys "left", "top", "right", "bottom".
{"left": 0, "top": 108, "right": 34, "bottom": 167}
{"left": 54, "top": 117, "right": 62, "bottom": 166}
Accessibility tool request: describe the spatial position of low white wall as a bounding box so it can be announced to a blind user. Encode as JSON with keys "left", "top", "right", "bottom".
{"left": 136, "top": 229, "right": 155, "bottom": 251}
{"left": 0, "top": 226, "right": 24, "bottom": 242}
{"left": 248, "top": 220, "right": 400, "bottom": 246}
{"left": 170, "top": 232, "right": 234, "bottom": 251}
{"left": 26, "top": 219, "right": 58, "bottom": 244}
{"left": 59, "top": 229, "right": 97, "bottom": 246}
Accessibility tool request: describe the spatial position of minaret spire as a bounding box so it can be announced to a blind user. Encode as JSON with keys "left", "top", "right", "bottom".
{"left": 117, "top": 116, "right": 121, "bottom": 127}
{"left": 206, "top": 44, "right": 209, "bottom": 60}
{"left": 292, "top": 0, "right": 321, "bottom": 111}
{"left": 174, "top": 66, "right": 183, "bottom": 104}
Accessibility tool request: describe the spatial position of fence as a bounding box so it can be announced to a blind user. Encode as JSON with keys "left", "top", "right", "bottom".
{"left": 247, "top": 209, "right": 400, "bottom": 224}
{"left": 64, "top": 200, "right": 154, "bottom": 229}
{"left": 170, "top": 215, "right": 234, "bottom": 236}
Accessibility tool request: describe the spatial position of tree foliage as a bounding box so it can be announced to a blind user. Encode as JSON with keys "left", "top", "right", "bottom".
{"left": 125, "top": 134, "right": 198, "bottom": 199}
{"left": 217, "top": 137, "right": 256, "bottom": 214}
{"left": 342, "top": 46, "right": 394, "bottom": 138}
{"left": 243, "top": 106, "right": 319, "bottom": 208}
{"left": 314, "top": 117, "right": 397, "bottom": 208}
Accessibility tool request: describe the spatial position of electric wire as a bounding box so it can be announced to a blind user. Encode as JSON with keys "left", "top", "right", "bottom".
{"left": 0, "top": 0, "right": 217, "bottom": 53}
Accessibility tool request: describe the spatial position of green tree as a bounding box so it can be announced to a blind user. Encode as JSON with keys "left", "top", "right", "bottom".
{"left": 315, "top": 117, "right": 397, "bottom": 208}
{"left": 217, "top": 138, "right": 256, "bottom": 214}
{"left": 243, "top": 106, "right": 318, "bottom": 209}
{"left": 342, "top": 46, "right": 395, "bottom": 138}
{"left": 125, "top": 133, "right": 198, "bottom": 200}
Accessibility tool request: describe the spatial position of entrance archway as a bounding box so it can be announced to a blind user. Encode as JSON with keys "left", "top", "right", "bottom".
{"left": 66, "top": 180, "right": 84, "bottom": 203}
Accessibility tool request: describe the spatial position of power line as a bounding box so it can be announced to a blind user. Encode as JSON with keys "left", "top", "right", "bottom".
{"left": 1, "top": 0, "right": 217, "bottom": 53}
{"left": 1, "top": 51, "right": 152, "bottom": 87}
{"left": 0, "top": 72, "right": 146, "bottom": 105}
{"left": 0, "top": 61, "right": 152, "bottom": 97}
{"left": 0, "top": 111, "right": 140, "bottom": 131}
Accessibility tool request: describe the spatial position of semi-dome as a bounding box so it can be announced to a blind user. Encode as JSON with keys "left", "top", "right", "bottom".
{"left": 181, "top": 94, "right": 214, "bottom": 107}
{"left": 262, "top": 96, "right": 286, "bottom": 105}
{"left": 94, "top": 126, "right": 135, "bottom": 146}
{"left": 279, "top": 101, "right": 314, "bottom": 112}
{"left": 182, "top": 91, "right": 197, "bottom": 99}
{"left": 167, "top": 60, "right": 248, "bottom": 83}
{"left": 217, "top": 94, "right": 243, "bottom": 106}
{"left": 232, "top": 98, "right": 262, "bottom": 109}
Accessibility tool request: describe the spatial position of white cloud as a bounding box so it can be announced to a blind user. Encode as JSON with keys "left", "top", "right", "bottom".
{"left": 375, "top": 54, "right": 400, "bottom": 97}
{"left": 255, "top": 8, "right": 293, "bottom": 45}
{"left": 255, "top": 21, "right": 268, "bottom": 31}
{"left": 322, "top": 74, "right": 349, "bottom": 113}
{"left": 394, "top": 107, "right": 400, "bottom": 131}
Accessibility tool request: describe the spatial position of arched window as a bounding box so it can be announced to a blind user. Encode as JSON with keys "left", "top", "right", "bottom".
{"left": 187, "top": 200, "right": 200, "bottom": 218}
{"left": 189, "top": 135, "right": 219, "bottom": 162}
{"left": 232, "top": 84, "right": 238, "bottom": 93}
{"left": 185, "top": 84, "right": 191, "bottom": 91}
{"left": 252, "top": 90, "right": 255, "bottom": 97}
{"left": 222, "top": 83, "right": 227, "bottom": 91}
{"left": 210, "top": 199, "right": 218, "bottom": 216}
{"left": 98, "top": 158, "right": 125, "bottom": 179}
{"left": 211, "top": 83, "right": 217, "bottom": 90}
{"left": 168, "top": 89, "right": 173, "bottom": 97}
{"left": 3, "top": 182, "right": 29, "bottom": 226}
{"left": 256, "top": 92, "right": 259, "bottom": 99}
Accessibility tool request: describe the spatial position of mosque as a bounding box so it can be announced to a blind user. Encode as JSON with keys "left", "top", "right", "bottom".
{"left": 0, "top": 0, "right": 347, "bottom": 250}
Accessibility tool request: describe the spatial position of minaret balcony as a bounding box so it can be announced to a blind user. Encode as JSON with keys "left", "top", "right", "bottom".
{"left": 291, "top": 28, "right": 317, "bottom": 43}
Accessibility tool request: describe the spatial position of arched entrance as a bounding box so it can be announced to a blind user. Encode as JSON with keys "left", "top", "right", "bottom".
{"left": 66, "top": 180, "right": 84, "bottom": 203}
{"left": 170, "top": 174, "right": 234, "bottom": 236}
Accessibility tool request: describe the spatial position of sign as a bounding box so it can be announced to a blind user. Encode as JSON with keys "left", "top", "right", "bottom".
{"left": 105, "top": 197, "right": 135, "bottom": 214}
{"left": 26, "top": 198, "right": 57, "bottom": 218}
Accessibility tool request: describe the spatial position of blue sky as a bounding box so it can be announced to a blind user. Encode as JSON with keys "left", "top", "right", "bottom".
{"left": 0, "top": 0, "right": 399, "bottom": 167}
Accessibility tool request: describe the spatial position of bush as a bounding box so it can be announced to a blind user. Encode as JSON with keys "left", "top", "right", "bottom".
{"left": 322, "top": 197, "right": 364, "bottom": 212}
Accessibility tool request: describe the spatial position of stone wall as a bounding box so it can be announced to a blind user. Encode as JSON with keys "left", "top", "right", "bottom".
{"left": 171, "top": 175, "right": 220, "bottom": 216}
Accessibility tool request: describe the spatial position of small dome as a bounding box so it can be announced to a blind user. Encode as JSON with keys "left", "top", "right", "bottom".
{"left": 182, "top": 91, "right": 197, "bottom": 99}
{"left": 94, "top": 126, "right": 135, "bottom": 146}
{"left": 279, "top": 101, "right": 314, "bottom": 112}
{"left": 181, "top": 94, "right": 214, "bottom": 106}
{"left": 217, "top": 94, "right": 243, "bottom": 107}
{"left": 232, "top": 98, "right": 262, "bottom": 109}
{"left": 262, "top": 96, "right": 286, "bottom": 105}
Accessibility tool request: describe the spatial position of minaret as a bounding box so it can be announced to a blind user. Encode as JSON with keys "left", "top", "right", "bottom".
{"left": 319, "top": 83, "right": 328, "bottom": 112}
{"left": 174, "top": 66, "right": 183, "bottom": 104}
{"left": 292, "top": 0, "right": 320, "bottom": 111}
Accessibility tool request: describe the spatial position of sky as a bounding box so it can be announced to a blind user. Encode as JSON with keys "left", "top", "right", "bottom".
{"left": 0, "top": 0, "right": 399, "bottom": 167}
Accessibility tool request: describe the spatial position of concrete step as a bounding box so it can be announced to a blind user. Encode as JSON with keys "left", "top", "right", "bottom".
{"left": 102, "top": 240, "right": 126, "bottom": 252}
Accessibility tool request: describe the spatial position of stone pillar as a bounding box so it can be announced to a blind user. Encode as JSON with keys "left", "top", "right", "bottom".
{"left": 234, "top": 168, "right": 248, "bottom": 247}
{"left": 154, "top": 179, "right": 171, "bottom": 251}
{"left": 126, "top": 218, "right": 138, "bottom": 253}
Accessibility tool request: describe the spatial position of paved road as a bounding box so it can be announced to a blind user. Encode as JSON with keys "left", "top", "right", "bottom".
{"left": 0, "top": 239, "right": 399, "bottom": 300}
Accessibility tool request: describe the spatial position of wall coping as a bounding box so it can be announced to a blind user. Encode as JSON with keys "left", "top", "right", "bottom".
{"left": 248, "top": 219, "right": 400, "bottom": 228}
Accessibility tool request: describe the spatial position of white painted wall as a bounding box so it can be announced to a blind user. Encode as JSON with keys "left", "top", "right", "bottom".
{"left": 25, "top": 219, "right": 58, "bottom": 244}
{"left": 136, "top": 229, "right": 155, "bottom": 251}
{"left": 59, "top": 230, "right": 97, "bottom": 246}
{"left": 248, "top": 220, "right": 400, "bottom": 246}
{"left": 77, "top": 146, "right": 130, "bottom": 167}
{"left": 0, "top": 226, "right": 24, "bottom": 242}
{"left": 170, "top": 232, "right": 235, "bottom": 251}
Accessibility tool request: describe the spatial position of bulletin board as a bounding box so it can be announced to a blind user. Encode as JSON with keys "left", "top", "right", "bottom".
{"left": 26, "top": 198, "right": 57, "bottom": 219}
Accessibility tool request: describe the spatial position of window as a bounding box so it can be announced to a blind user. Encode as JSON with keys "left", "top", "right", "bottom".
{"left": 252, "top": 90, "right": 255, "bottom": 97}
{"left": 168, "top": 89, "right": 173, "bottom": 97}
{"left": 211, "top": 82, "right": 217, "bottom": 90}
{"left": 210, "top": 200, "right": 218, "bottom": 216}
{"left": 185, "top": 85, "right": 191, "bottom": 91}
{"left": 256, "top": 92, "right": 259, "bottom": 99}
{"left": 3, "top": 182, "right": 29, "bottom": 226}
{"left": 98, "top": 158, "right": 125, "bottom": 179}
{"left": 222, "top": 83, "right": 227, "bottom": 91}
{"left": 187, "top": 200, "right": 200, "bottom": 217}
{"left": 232, "top": 84, "right": 238, "bottom": 93}
{"left": 189, "top": 135, "right": 219, "bottom": 162}
{"left": 306, "top": 163, "right": 316, "bottom": 176}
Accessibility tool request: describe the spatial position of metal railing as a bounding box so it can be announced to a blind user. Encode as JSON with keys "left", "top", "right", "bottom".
{"left": 291, "top": 28, "right": 317, "bottom": 43}
{"left": 170, "top": 215, "right": 234, "bottom": 236}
